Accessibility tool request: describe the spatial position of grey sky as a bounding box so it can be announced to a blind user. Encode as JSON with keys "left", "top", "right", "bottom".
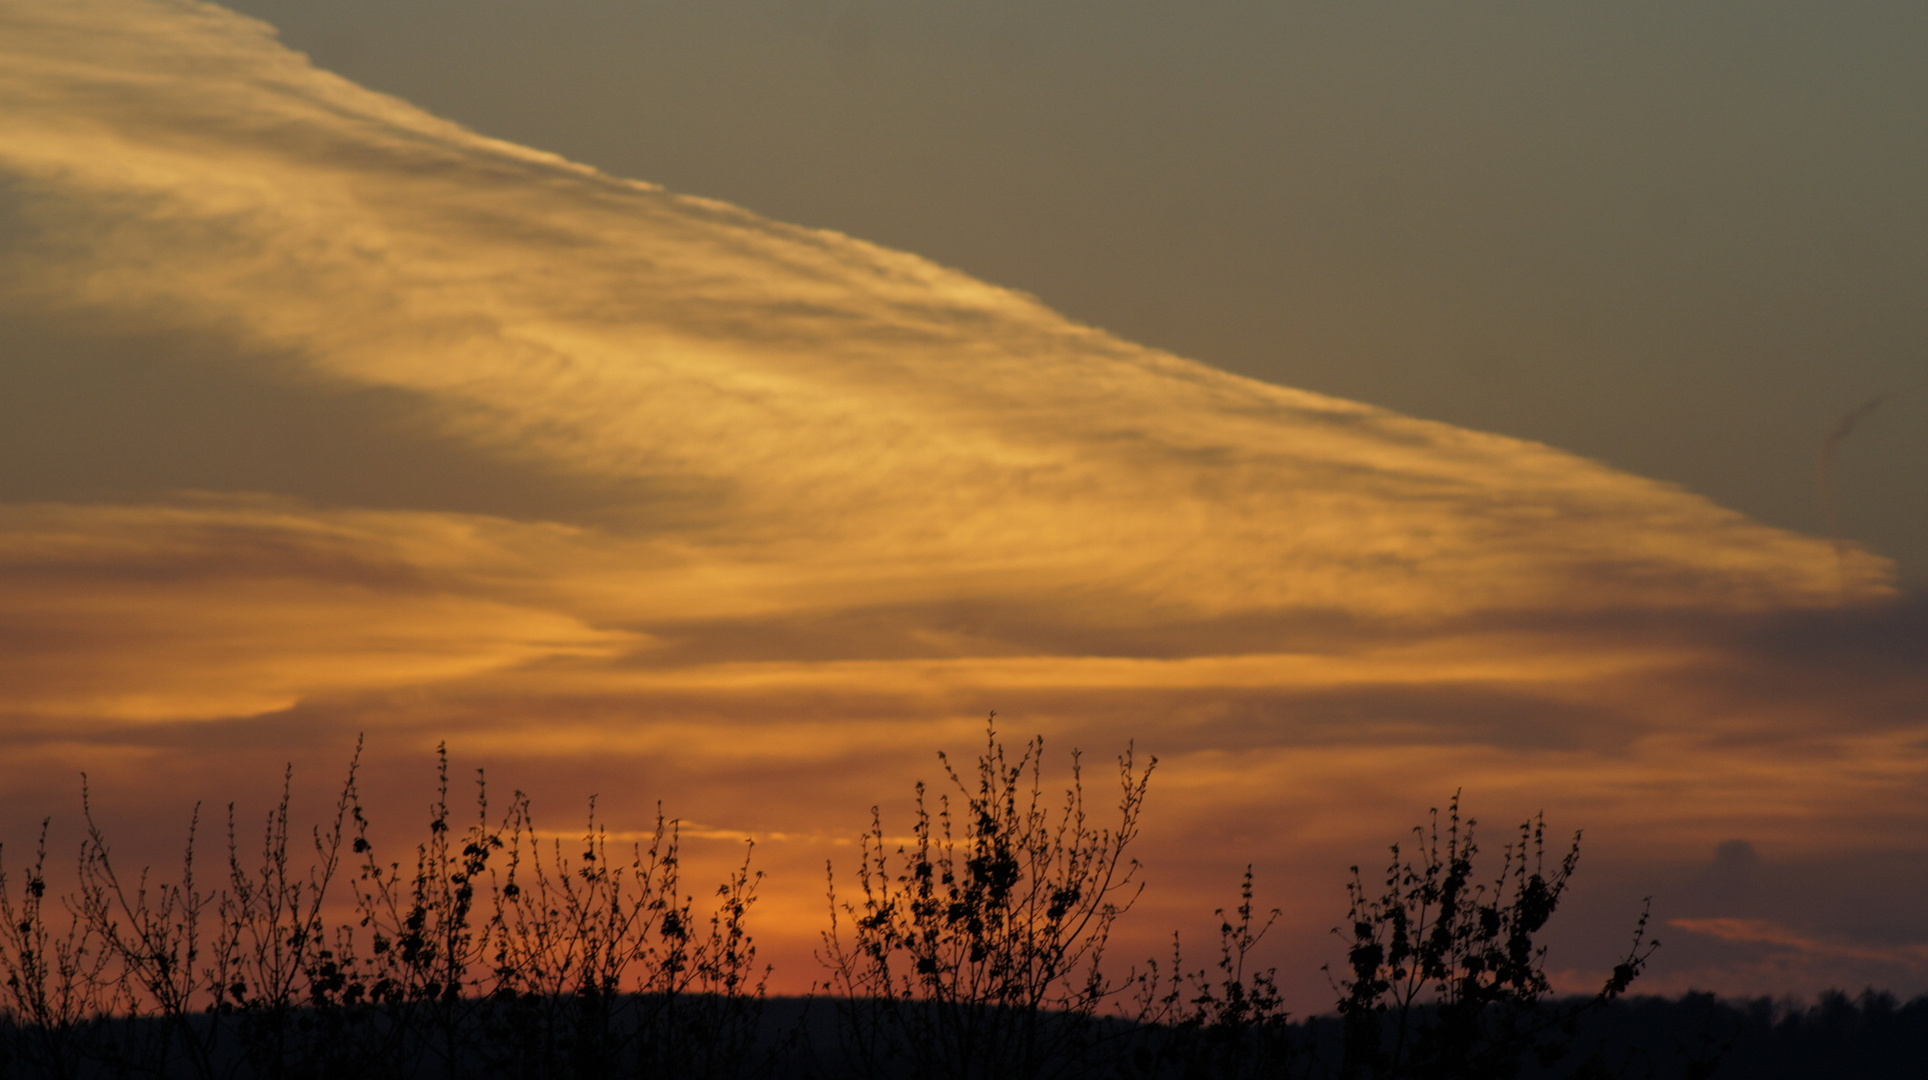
{"left": 219, "top": 0, "right": 1928, "bottom": 585}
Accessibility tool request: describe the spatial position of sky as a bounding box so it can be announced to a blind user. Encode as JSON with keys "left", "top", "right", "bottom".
{"left": 1, "top": 0, "right": 1925, "bottom": 1010}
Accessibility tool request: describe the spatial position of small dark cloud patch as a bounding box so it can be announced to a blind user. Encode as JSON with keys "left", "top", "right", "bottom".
{"left": 1714, "top": 838, "right": 1761, "bottom": 874}
{"left": 1702, "top": 839, "right": 1764, "bottom": 911}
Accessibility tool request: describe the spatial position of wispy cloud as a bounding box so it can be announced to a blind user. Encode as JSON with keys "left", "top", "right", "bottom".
{"left": 1670, "top": 917, "right": 1928, "bottom": 969}
{"left": 0, "top": 499, "right": 629, "bottom": 723}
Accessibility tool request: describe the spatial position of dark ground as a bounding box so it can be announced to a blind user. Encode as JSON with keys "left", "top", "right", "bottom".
{"left": 3, "top": 991, "right": 1924, "bottom": 1079}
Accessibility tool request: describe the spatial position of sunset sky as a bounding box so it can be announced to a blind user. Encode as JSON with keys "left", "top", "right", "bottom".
{"left": 2, "top": 0, "right": 1925, "bottom": 1009}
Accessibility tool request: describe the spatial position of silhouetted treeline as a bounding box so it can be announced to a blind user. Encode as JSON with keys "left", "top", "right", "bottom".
{"left": 0, "top": 723, "right": 1912, "bottom": 1078}
{"left": 1567, "top": 990, "right": 1928, "bottom": 1080}
{"left": 7, "top": 992, "right": 1927, "bottom": 1079}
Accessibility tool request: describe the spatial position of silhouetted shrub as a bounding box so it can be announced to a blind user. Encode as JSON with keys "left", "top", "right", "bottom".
{"left": 817, "top": 718, "right": 1156, "bottom": 1080}
{"left": 0, "top": 820, "right": 115, "bottom": 1079}
{"left": 1133, "top": 866, "right": 1299, "bottom": 1080}
{"left": 1329, "top": 793, "right": 1654, "bottom": 1080}
{"left": 0, "top": 742, "right": 767, "bottom": 1080}
{"left": 45, "top": 728, "right": 1928, "bottom": 1080}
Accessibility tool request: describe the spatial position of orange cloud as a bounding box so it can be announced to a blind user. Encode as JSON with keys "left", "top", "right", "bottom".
{"left": 0, "top": 499, "right": 629, "bottom": 722}
{"left": 1669, "top": 918, "right": 1928, "bottom": 968}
